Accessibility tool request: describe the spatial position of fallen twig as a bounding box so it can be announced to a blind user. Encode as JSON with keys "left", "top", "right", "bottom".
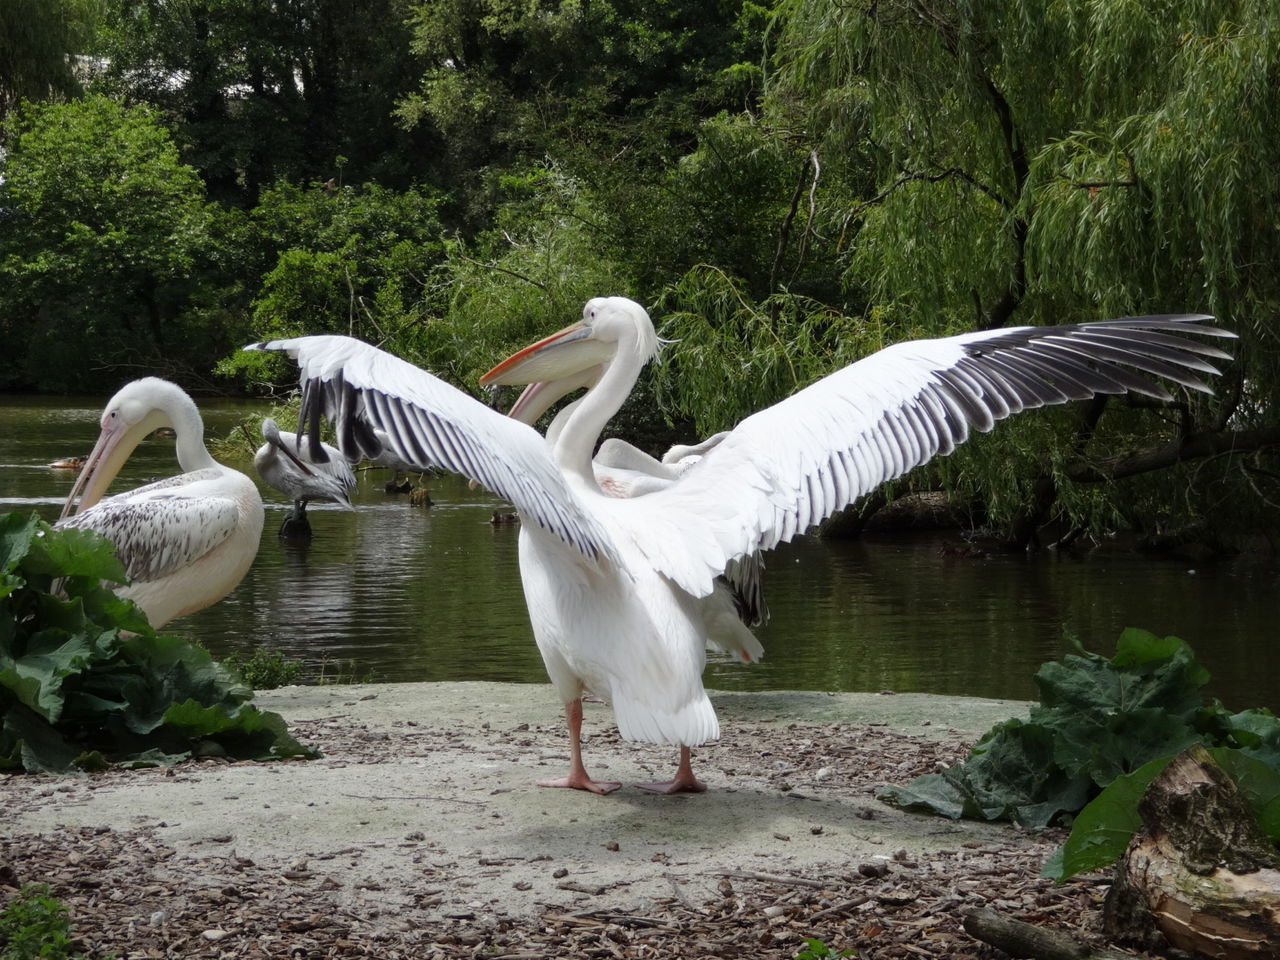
{"left": 717, "top": 869, "right": 830, "bottom": 889}
{"left": 809, "top": 894, "right": 872, "bottom": 920}
{"left": 340, "top": 792, "right": 487, "bottom": 805}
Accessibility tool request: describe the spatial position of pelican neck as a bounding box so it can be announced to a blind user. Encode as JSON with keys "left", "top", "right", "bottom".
{"left": 168, "top": 393, "right": 218, "bottom": 473}
{"left": 552, "top": 352, "right": 638, "bottom": 484}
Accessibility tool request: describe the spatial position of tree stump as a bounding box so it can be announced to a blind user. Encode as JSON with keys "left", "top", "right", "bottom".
{"left": 1104, "top": 745, "right": 1280, "bottom": 958}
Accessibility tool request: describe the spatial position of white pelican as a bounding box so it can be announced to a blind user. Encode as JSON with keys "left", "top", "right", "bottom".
{"left": 56, "top": 378, "right": 265, "bottom": 629}
{"left": 248, "top": 299, "right": 1233, "bottom": 794}
{"left": 254, "top": 417, "right": 356, "bottom": 537}
{"left": 505, "top": 372, "right": 767, "bottom": 636}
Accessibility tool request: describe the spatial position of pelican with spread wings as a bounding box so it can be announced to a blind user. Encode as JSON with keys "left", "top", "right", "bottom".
{"left": 249, "top": 298, "right": 1233, "bottom": 794}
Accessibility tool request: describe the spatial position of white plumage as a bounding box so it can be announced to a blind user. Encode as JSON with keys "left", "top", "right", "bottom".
{"left": 248, "top": 298, "right": 1233, "bottom": 793}
{"left": 56, "top": 378, "right": 264, "bottom": 629}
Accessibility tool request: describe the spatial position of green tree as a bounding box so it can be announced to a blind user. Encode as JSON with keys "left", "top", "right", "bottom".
{"left": 399, "top": 0, "right": 772, "bottom": 229}
{"left": 0, "top": 0, "right": 98, "bottom": 123}
{"left": 222, "top": 179, "right": 450, "bottom": 385}
{"left": 93, "top": 0, "right": 428, "bottom": 204}
{"left": 0, "top": 95, "right": 235, "bottom": 391}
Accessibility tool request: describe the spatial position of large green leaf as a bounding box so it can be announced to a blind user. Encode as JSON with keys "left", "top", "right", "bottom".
{"left": 876, "top": 772, "right": 973, "bottom": 820}
{"left": 880, "top": 630, "right": 1279, "bottom": 834}
{"left": 3, "top": 702, "right": 80, "bottom": 775}
{"left": 879, "top": 716, "right": 1095, "bottom": 827}
{"left": 23, "top": 524, "right": 128, "bottom": 584}
{"left": 0, "top": 511, "right": 316, "bottom": 772}
{"left": 1042, "top": 755, "right": 1171, "bottom": 882}
{"left": 1220, "top": 709, "right": 1280, "bottom": 771}
{"left": 0, "top": 629, "right": 98, "bottom": 721}
{"left": 1211, "top": 748, "right": 1280, "bottom": 844}
{"left": 0, "top": 513, "right": 38, "bottom": 575}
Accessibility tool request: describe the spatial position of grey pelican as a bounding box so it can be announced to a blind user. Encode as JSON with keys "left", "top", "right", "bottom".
{"left": 248, "top": 299, "right": 1233, "bottom": 794}
{"left": 253, "top": 417, "right": 356, "bottom": 538}
{"left": 56, "top": 378, "right": 265, "bottom": 628}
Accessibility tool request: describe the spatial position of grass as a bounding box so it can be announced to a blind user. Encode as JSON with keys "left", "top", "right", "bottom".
{"left": 314, "top": 656, "right": 375, "bottom": 685}
{"left": 219, "top": 647, "right": 375, "bottom": 691}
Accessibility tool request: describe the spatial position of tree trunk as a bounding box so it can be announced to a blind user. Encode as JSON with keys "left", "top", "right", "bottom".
{"left": 1104, "top": 745, "right": 1280, "bottom": 958}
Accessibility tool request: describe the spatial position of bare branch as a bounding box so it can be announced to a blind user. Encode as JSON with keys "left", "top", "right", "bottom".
{"left": 850, "top": 166, "right": 1011, "bottom": 222}
{"left": 453, "top": 254, "right": 548, "bottom": 291}
{"left": 1065, "top": 427, "right": 1280, "bottom": 484}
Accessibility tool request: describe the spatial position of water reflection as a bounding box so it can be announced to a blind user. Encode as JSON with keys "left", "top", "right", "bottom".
{"left": 2, "top": 394, "right": 1276, "bottom": 712}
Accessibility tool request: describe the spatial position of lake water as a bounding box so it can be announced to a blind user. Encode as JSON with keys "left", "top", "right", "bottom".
{"left": 2, "top": 394, "right": 1277, "bottom": 712}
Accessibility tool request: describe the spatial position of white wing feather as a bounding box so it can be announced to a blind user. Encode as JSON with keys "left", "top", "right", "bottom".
{"left": 610, "top": 316, "right": 1234, "bottom": 598}
{"left": 247, "top": 335, "right": 621, "bottom": 565}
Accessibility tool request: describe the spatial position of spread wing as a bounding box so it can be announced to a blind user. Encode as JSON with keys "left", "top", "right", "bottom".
{"left": 610, "top": 314, "right": 1235, "bottom": 598}
{"left": 246, "top": 335, "right": 621, "bottom": 565}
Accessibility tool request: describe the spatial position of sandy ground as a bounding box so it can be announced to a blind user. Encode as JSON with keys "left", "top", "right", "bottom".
{"left": 2, "top": 683, "right": 1115, "bottom": 958}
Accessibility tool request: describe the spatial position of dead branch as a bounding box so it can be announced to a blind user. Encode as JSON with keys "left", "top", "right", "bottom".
{"left": 963, "top": 906, "right": 1141, "bottom": 960}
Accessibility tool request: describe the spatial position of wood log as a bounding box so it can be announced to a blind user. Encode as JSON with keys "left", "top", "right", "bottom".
{"left": 963, "top": 906, "right": 1140, "bottom": 959}
{"left": 1104, "top": 744, "right": 1280, "bottom": 958}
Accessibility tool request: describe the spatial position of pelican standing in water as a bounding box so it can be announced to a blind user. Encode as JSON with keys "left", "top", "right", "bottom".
{"left": 57, "top": 378, "right": 264, "bottom": 629}
{"left": 249, "top": 299, "right": 1233, "bottom": 794}
{"left": 254, "top": 417, "right": 356, "bottom": 538}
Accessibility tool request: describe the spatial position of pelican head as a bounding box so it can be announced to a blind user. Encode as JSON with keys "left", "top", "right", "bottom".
{"left": 60, "top": 377, "right": 203, "bottom": 520}
{"left": 261, "top": 416, "right": 283, "bottom": 445}
{"left": 480, "top": 297, "right": 658, "bottom": 424}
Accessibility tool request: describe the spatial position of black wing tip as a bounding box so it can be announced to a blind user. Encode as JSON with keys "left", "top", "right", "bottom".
{"left": 243, "top": 338, "right": 294, "bottom": 352}
{"left": 1090, "top": 313, "right": 1236, "bottom": 338}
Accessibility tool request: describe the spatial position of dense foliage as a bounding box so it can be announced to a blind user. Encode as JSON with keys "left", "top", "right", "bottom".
{"left": 0, "top": 512, "right": 315, "bottom": 772}
{"left": 1, "top": 0, "right": 1278, "bottom": 542}
{"left": 0, "top": 884, "right": 96, "bottom": 960}
{"left": 878, "top": 629, "right": 1280, "bottom": 876}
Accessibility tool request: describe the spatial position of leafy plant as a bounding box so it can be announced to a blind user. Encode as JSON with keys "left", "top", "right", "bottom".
{"left": 221, "top": 648, "right": 303, "bottom": 691}
{"left": 878, "top": 629, "right": 1280, "bottom": 830}
{"left": 0, "top": 883, "right": 101, "bottom": 960}
{"left": 793, "top": 938, "right": 856, "bottom": 959}
{"left": 0, "top": 512, "right": 316, "bottom": 772}
{"left": 1043, "top": 747, "right": 1280, "bottom": 882}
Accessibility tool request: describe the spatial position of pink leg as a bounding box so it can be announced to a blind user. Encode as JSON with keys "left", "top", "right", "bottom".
{"left": 538, "top": 698, "right": 621, "bottom": 795}
{"left": 634, "top": 746, "right": 707, "bottom": 795}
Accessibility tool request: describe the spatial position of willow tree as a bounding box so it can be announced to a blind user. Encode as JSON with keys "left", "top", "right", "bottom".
{"left": 748, "top": 0, "right": 1280, "bottom": 547}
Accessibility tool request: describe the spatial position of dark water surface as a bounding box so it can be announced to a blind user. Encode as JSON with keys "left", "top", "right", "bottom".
{"left": 3, "top": 394, "right": 1276, "bottom": 711}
